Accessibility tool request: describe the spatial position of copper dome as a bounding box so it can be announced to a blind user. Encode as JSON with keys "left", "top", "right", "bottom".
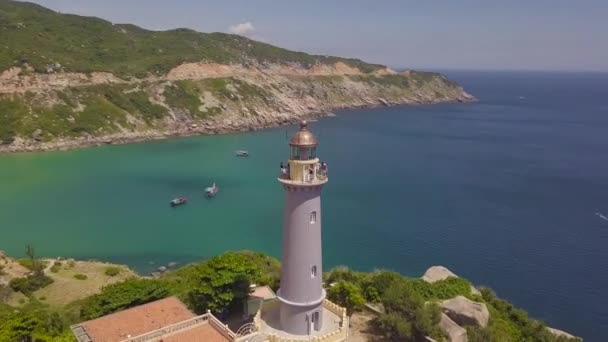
{"left": 289, "top": 121, "right": 318, "bottom": 146}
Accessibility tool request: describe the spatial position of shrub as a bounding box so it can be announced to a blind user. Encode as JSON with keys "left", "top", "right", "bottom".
{"left": 17, "top": 259, "right": 48, "bottom": 272}
{"left": 409, "top": 277, "right": 472, "bottom": 301}
{"left": 363, "top": 286, "right": 381, "bottom": 303}
{"left": 0, "top": 265, "right": 5, "bottom": 276}
{"left": 67, "top": 260, "right": 76, "bottom": 268}
{"left": 80, "top": 279, "right": 170, "bottom": 320}
{"left": 50, "top": 262, "right": 61, "bottom": 273}
{"left": 183, "top": 252, "right": 265, "bottom": 315}
{"left": 376, "top": 281, "right": 442, "bottom": 341}
{"left": 104, "top": 267, "right": 121, "bottom": 277}
{"left": 327, "top": 282, "right": 365, "bottom": 316}
{"left": 9, "top": 274, "right": 54, "bottom": 295}
{"left": 73, "top": 274, "right": 88, "bottom": 280}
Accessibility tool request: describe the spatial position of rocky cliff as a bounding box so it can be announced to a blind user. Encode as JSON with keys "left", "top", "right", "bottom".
{"left": 0, "top": 62, "right": 473, "bottom": 152}
{"left": 0, "top": 1, "right": 474, "bottom": 152}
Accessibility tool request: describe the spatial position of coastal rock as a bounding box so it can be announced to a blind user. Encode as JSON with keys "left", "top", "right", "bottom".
{"left": 439, "top": 313, "right": 468, "bottom": 342}
{"left": 441, "top": 296, "right": 489, "bottom": 328}
{"left": 378, "top": 98, "right": 390, "bottom": 106}
{"left": 422, "top": 266, "right": 458, "bottom": 283}
{"left": 547, "top": 327, "right": 579, "bottom": 340}
{"left": 422, "top": 266, "right": 481, "bottom": 296}
{"left": 32, "top": 129, "right": 43, "bottom": 141}
{"left": 157, "top": 266, "right": 167, "bottom": 272}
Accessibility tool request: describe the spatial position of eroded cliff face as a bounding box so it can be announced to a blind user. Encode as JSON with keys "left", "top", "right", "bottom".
{"left": 0, "top": 62, "right": 474, "bottom": 152}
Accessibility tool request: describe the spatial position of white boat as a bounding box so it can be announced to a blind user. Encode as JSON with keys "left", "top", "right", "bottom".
{"left": 235, "top": 150, "right": 249, "bottom": 157}
{"left": 205, "top": 183, "right": 219, "bottom": 197}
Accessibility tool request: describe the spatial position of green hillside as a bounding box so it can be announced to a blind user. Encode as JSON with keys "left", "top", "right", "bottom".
{"left": 0, "top": 0, "right": 384, "bottom": 77}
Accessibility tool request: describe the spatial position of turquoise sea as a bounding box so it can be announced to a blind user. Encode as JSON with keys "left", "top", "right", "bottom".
{"left": 1, "top": 71, "right": 607, "bottom": 340}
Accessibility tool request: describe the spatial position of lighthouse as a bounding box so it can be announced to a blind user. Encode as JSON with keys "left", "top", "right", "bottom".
{"left": 277, "top": 121, "right": 328, "bottom": 335}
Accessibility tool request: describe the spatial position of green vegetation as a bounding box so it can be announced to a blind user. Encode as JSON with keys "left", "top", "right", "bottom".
{"left": 0, "top": 251, "right": 575, "bottom": 342}
{"left": 324, "top": 267, "right": 579, "bottom": 342}
{"left": 327, "top": 282, "right": 365, "bottom": 316}
{"left": 104, "top": 266, "right": 121, "bottom": 277}
{"left": 164, "top": 251, "right": 280, "bottom": 315}
{"left": 79, "top": 278, "right": 169, "bottom": 320}
{"left": 378, "top": 281, "right": 442, "bottom": 341}
{"left": 0, "top": 300, "right": 75, "bottom": 342}
{"left": 10, "top": 245, "right": 54, "bottom": 296}
{"left": 464, "top": 288, "right": 578, "bottom": 342}
{"left": 50, "top": 262, "right": 61, "bottom": 273}
{"left": 0, "top": 98, "right": 27, "bottom": 144}
{"left": 73, "top": 274, "right": 87, "bottom": 281}
{"left": 1, "top": 83, "right": 172, "bottom": 141}
{"left": 164, "top": 80, "right": 204, "bottom": 116}
{"left": 17, "top": 258, "right": 48, "bottom": 272}
{"left": 9, "top": 273, "right": 54, "bottom": 295}
{"left": 0, "top": 0, "right": 383, "bottom": 77}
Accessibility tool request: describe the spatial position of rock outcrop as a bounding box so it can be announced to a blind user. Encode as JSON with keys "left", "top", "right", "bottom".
{"left": 547, "top": 327, "right": 579, "bottom": 340}
{"left": 439, "top": 313, "right": 468, "bottom": 342}
{"left": 422, "top": 266, "right": 459, "bottom": 283}
{"left": 422, "top": 266, "right": 481, "bottom": 296}
{"left": 441, "top": 296, "right": 490, "bottom": 328}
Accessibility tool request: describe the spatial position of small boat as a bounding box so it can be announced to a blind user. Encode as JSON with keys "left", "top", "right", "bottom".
{"left": 205, "top": 183, "right": 219, "bottom": 197}
{"left": 170, "top": 197, "right": 187, "bottom": 206}
{"left": 235, "top": 150, "right": 249, "bottom": 157}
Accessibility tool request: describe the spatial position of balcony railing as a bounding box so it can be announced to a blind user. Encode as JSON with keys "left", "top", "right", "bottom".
{"left": 279, "top": 163, "right": 328, "bottom": 183}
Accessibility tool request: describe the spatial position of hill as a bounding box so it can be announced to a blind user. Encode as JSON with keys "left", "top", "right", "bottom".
{"left": 0, "top": 0, "right": 474, "bottom": 152}
{"left": 0, "top": 0, "right": 383, "bottom": 77}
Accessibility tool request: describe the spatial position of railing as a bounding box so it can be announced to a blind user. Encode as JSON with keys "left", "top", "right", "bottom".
{"left": 278, "top": 163, "right": 328, "bottom": 184}
{"left": 209, "top": 312, "right": 237, "bottom": 340}
{"left": 260, "top": 300, "right": 348, "bottom": 342}
{"left": 119, "top": 312, "right": 215, "bottom": 342}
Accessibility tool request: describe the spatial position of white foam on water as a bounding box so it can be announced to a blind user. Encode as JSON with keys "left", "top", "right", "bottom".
{"left": 596, "top": 213, "right": 608, "bottom": 222}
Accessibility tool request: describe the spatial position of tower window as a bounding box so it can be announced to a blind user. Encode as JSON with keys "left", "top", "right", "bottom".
{"left": 311, "top": 265, "right": 317, "bottom": 278}
{"left": 310, "top": 211, "right": 317, "bottom": 224}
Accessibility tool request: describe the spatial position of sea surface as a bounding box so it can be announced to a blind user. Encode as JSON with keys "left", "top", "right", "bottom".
{"left": 1, "top": 71, "right": 607, "bottom": 340}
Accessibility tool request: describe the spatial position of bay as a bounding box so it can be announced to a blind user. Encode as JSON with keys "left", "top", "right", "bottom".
{"left": 1, "top": 71, "right": 607, "bottom": 340}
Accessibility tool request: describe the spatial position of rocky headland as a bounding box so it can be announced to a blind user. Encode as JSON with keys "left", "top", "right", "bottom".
{"left": 0, "top": 0, "right": 474, "bottom": 153}
{"left": 0, "top": 63, "right": 474, "bottom": 153}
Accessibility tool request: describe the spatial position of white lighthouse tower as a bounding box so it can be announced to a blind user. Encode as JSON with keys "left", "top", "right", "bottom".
{"left": 276, "top": 121, "right": 328, "bottom": 335}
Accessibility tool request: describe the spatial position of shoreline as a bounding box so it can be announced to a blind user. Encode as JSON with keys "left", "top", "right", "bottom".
{"left": 0, "top": 97, "right": 473, "bottom": 154}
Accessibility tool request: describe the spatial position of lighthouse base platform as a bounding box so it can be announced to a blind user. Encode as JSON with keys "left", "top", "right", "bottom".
{"left": 253, "top": 299, "right": 348, "bottom": 341}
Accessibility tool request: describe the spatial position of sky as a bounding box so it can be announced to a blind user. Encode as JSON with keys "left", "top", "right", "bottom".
{"left": 22, "top": 0, "right": 608, "bottom": 71}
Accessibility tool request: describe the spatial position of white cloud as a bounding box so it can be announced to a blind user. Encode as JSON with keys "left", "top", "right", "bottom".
{"left": 228, "top": 22, "right": 256, "bottom": 37}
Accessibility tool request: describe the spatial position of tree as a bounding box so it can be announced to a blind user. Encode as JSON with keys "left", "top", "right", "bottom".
{"left": 327, "top": 282, "right": 365, "bottom": 316}
{"left": 185, "top": 252, "right": 264, "bottom": 315}
{"left": 25, "top": 244, "right": 41, "bottom": 274}
{"left": 80, "top": 278, "right": 170, "bottom": 320}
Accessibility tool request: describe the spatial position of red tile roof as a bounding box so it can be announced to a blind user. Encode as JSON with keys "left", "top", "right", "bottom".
{"left": 80, "top": 297, "right": 195, "bottom": 342}
{"left": 161, "top": 324, "right": 229, "bottom": 342}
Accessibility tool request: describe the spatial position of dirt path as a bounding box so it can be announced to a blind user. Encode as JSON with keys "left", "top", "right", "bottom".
{"left": 349, "top": 311, "right": 377, "bottom": 342}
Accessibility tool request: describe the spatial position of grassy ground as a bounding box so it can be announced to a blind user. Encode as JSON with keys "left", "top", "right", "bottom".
{"left": 32, "top": 258, "right": 137, "bottom": 307}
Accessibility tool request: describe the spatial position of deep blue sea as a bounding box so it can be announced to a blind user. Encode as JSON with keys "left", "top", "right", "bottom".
{"left": 1, "top": 71, "right": 607, "bottom": 340}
